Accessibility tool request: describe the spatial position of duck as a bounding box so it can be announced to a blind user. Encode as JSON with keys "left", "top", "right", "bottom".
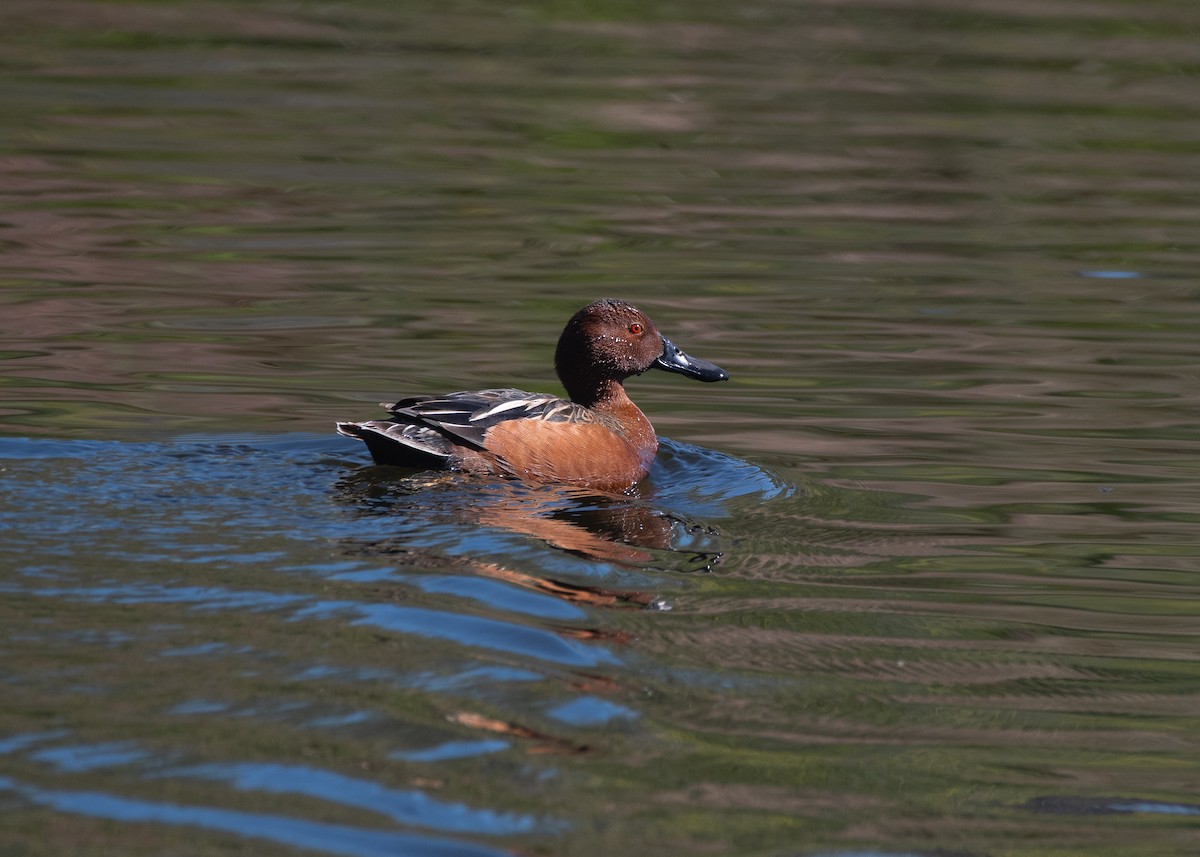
{"left": 336, "top": 298, "right": 728, "bottom": 492}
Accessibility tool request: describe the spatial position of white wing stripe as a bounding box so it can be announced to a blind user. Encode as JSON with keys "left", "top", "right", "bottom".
{"left": 469, "top": 397, "right": 552, "bottom": 421}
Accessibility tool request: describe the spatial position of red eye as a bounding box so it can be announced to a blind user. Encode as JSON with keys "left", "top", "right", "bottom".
{"left": 629, "top": 322, "right": 643, "bottom": 335}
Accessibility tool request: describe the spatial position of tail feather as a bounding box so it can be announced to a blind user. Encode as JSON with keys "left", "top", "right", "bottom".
{"left": 336, "top": 421, "right": 453, "bottom": 469}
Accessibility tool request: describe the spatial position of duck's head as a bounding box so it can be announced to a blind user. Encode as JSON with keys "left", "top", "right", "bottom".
{"left": 555, "top": 299, "right": 728, "bottom": 403}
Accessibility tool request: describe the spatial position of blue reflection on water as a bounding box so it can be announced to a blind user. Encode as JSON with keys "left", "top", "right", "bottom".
{"left": 160, "top": 642, "right": 234, "bottom": 657}
{"left": 12, "top": 581, "right": 616, "bottom": 668}
{"left": 546, "top": 696, "right": 637, "bottom": 726}
{"left": 165, "top": 761, "right": 543, "bottom": 834}
{"left": 31, "top": 742, "right": 151, "bottom": 773}
{"left": 0, "top": 776, "right": 512, "bottom": 857}
{"left": 407, "top": 574, "right": 587, "bottom": 621}
{"left": 169, "top": 699, "right": 230, "bottom": 715}
{"left": 651, "top": 436, "right": 793, "bottom": 519}
{"left": 1113, "top": 801, "right": 1200, "bottom": 815}
{"left": 1026, "top": 794, "right": 1200, "bottom": 817}
{"left": 328, "top": 568, "right": 588, "bottom": 621}
{"left": 392, "top": 739, "right": 510, "bottom": 762}
{"left": 306, "top": 711, "right": 372, "bottom": 728}
{"left": 1078, "top": 270, "right": 1144, "bottom": 279}
{"left": 0, "top": 732, "right": 71, "bottom": 755}
{"left": 409, "top": 665, "right": 545, "bottom": 692}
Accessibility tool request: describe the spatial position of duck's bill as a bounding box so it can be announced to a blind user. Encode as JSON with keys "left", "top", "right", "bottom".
{"left": 654, "top": 336, "right": 729, "bottom": 382}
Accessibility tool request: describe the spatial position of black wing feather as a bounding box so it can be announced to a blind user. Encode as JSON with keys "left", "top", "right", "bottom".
{"left": 339, "top": 388, "right": 599, "bottom": 468}
{"left": 385, "top": 388, "right": 596, "bottom": 450}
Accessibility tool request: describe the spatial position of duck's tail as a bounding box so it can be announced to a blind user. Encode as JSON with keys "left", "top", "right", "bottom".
{"left": 336, "top": 420, "right": 454, "bottom": 469}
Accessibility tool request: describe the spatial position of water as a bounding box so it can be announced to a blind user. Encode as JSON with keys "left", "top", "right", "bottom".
{"left": 3, "top": 0, "right": 1200, "bottom": 855}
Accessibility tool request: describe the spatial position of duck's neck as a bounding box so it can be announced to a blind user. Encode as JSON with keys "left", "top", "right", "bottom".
{"left": 568, "top": 377, "right": 625, "bottom": 410}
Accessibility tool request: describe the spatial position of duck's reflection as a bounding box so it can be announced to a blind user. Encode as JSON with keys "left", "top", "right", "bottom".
{"left": 332, "top": 466, "right": 722, "bottom": 610}
{"left": 336, "top": 466, "right": 722, "bottom": 567}
{"left": 471, "top": 482, "right": 675, "bottom": 566}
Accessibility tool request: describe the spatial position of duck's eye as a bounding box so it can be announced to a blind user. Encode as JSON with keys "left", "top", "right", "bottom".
{"left": 628, "top": 322, "right": 644, "bottom": 335}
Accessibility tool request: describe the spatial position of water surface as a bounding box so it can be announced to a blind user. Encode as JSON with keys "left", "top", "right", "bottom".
{"left": 3, "top": 1, "right": 1200, "bottom": 855}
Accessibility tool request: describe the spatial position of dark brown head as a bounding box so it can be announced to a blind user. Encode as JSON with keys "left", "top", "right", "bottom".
{"left": 554, "top": 299, "right": 728, "bottom": 405}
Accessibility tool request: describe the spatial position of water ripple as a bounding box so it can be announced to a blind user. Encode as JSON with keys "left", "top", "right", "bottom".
{"left": 9, "top": 580, "right": 617, "bottom": 668}
{"left": 0, "top": 776, "right": 512, "bottom": 857}
{"left": 161, "top": 762, "right": 547, "bottom": 834}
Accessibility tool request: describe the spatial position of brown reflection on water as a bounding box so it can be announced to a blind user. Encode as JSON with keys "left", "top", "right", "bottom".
{"left": 338, "top": 474, "right": 690, "bottom": 615}
{"left": 338, "top": 468, "right": 721, "bottom": 568}
{"left": 447, "top": 711, "right": 590, "bottom": 756}
{"left": 469, "top": 561, "right": 657, "bottom": 610}
{"left": 471, "top": 486, "right": 672, "bottom": 566}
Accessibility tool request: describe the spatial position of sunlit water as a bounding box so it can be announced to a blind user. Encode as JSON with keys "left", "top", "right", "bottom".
{"left": 3, "top": 0, "right": 1200, "bottom": 855}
